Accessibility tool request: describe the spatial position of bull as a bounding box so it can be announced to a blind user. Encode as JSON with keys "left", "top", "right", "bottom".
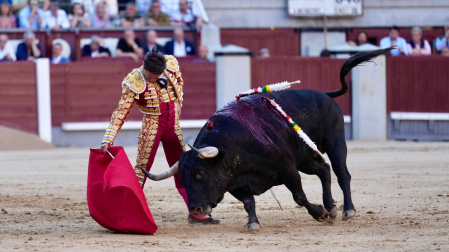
{"left": 141, "top": 48, "right": 392, "bottom": 231}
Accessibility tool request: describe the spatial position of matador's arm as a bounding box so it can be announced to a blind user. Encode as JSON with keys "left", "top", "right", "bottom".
{"left": 101, "top": 86, "right": 136, "bottom": 145}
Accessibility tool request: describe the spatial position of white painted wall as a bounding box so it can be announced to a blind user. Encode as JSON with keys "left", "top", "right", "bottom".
{"left": 203, "top": 0, "right": 449, "bottom": 28}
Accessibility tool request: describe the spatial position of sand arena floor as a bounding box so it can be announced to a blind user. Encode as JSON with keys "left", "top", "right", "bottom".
{"left": 0, "top": 140, "right": 448, "bottom": 251}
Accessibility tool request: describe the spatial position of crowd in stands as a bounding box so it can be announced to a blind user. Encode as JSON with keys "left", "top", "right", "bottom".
{"left": 351, "top": 25, "right": 449, "bottom": 57}
{"left": 0, "top": 0, "right": 203, "bottom": 30}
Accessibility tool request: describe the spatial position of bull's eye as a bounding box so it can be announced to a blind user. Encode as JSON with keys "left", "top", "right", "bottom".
{"left": 195, "top": 172, "right": 203, "bottom": 181}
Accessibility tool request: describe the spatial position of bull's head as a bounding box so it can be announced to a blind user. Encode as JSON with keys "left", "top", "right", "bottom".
{"left": 140, "top": 144, "right": 227, "bottom": 216}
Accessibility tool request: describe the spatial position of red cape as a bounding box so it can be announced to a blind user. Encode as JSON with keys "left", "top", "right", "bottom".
{"left": 87, "top": 146, "right": 158, "bottom": 235}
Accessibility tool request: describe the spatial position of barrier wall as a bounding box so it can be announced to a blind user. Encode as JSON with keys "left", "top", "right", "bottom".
{"left": 251, "top": 57, "right": 351, "bottom": 115}
{"left": 221, "top": 29, "right": 301, "bottom": 56}
{"left": 0, "top": 62, "right": 38, "bottom": 134}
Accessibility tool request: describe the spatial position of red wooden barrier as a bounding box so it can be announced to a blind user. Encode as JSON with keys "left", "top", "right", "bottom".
{"left": 49, "top": 58, "right": 215, "bottom": 126}
{"left": 251, "top": 57, "right": 351, "bottom": 115}
{"left": 0, "top": 62, "right": 38, "bottom": 133}
{"left": 386, "top": 56, "right": 449, "bottom": 113}
{"left": 221, "top": 29, "right": 301, "bottom": 56}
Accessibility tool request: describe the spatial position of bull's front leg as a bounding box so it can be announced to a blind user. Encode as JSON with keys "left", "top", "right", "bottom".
{"left": 230, "top": 190, "right": 260, "bottom": 232}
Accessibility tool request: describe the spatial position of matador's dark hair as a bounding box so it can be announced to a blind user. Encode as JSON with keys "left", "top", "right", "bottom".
{"left": 143, "top": 47, "right": 166, "bottom": 74}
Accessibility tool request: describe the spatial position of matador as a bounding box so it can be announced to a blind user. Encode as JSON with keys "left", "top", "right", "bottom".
{"left": 100, "top": 49, "right": 219, "bottom": 224}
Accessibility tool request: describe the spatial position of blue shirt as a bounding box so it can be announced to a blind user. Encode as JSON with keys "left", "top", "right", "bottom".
{"left": 18, "top": 6, "right": 44, "bottom": 30}
{"left": 379, "top": 36, "right": 409, "bottom": 56}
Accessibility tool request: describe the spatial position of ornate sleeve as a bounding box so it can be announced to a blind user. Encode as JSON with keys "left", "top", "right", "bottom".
{"left": 101, "top": 86, "right": 136, "bottom": 145}
{"left": 176, "top": 70, "right": 184, "bottom": 106}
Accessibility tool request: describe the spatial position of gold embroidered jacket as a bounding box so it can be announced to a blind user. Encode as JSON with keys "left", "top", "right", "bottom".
{"left": 102, "top": 55, "right": 184, "bottom": 144}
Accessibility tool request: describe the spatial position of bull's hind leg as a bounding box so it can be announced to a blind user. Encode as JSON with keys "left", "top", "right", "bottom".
{"left": 299, "top": 158, "right": 337, "bottom": 219}
{"left": 282, "top": 167, "right": 329, "bottom": 222}
{"left": 230, "top": 190, "right": 260, "bottom": 232}
{"left": 325, "top": 137, "right": 356, "bottom": 220}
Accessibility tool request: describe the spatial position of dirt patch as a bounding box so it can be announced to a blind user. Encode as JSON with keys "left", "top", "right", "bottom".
{"left": 0, "top": 126, "right": 53, "bottom": 150}
{"left": 0, "top": 141, "right": 448, "bottom": 251}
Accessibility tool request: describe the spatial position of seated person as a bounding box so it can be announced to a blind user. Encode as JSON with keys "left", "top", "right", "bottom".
{"left": 50, "top": 42, "right": 70, "bottom": 63}
{"left": 0, "top": 1, "right": 17, "bottom": 28}
{"left": 380, "top": 26, "right": 408, "bottom": 56}
{"left": 120, "top": 2, "right": 144, "bottom": 27}
{"left": 441, "top": 46, "right": 449, "bottom": 57}
{"left": 435, "top": 24, "right": 449, "bottom": 53}
{"left": 348, "top": 31, "right": 369, "bottom": 47}
{"left": 193, "top": 45, "right": 210, "bottom": 62}
{"left": 258, "top": 48, "right": 271, "bottom": 58}
{"left": 406, "top": 26, "right": 431, "bottom": 56}
{"left": 90, "top": 1, "right": 113, "bottom": 28}
{"left": 16, "top": 31, "right": 42, "bottom": 61}
{"left": 144, "top": 0, "right": 170, "bottom": 26}
{"left": 82, "top": 35, "right": 111, "bottom": 58}
{"left": 143, "top": 29, "right": 164, "bottom": 55}
{"left": 164, "top": 27, "right": 195, "bottom": 57}
{"left": 171, "top": 0, "right": 202, "bottom": 30}
{"left": 68, "top": 2, "right": 91, "bottom": 28}
{"left": 0, "top": 34, "right": 16, "bottom": 61}
{"left": 42, "top": 1, "right": 70, "bottom": 30}
{"left": 18, "top": 0, "right": 45, "bottom": 30}
{"left": 116, "top": 29, "right": 143, "bottom": 61}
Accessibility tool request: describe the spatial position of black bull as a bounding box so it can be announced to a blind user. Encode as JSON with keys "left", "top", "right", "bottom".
{"left": 142, "top": 48, "right": 393, "bottom": 231}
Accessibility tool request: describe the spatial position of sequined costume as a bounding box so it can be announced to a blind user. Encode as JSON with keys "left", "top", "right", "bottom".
{"left": 101, "top": 55, "right": 185, "bottom": 187}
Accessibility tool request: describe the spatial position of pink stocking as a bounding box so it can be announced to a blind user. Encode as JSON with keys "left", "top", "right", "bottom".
{"left": 177, "top": 188, "right": 208, "bottom": 220}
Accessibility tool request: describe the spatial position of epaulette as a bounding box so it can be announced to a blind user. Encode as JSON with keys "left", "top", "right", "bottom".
{"left": 122, "top": 68, "right": 146, "bottom": 94}
{"left": 165, "top": 55, "right": 179, "bottom": 72}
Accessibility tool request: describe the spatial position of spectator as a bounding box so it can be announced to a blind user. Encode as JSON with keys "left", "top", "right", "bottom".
{"left": 0, "top": 1, "right": 16, "bottom": 28}
{"left": 164, "top": 27, "right": 195, "bottom": 57}
{"left": 435, "top": 24, "right": 449, "bottom": 53}
{"left": 143, "top": 29, "right": 164, "bottom": 55}
{"left": 171, "top": 0, "right": 202, "bottom": 30}
{"left": 120, "top": 2, "right": 143, "bottom": 27}
{"left": 50, "top": 42, "right": 70, "bottom": 63}
{"left": 68, "top": 2, "right": 91, "bottom": 28}
{"left": 406, "top": 26, "right": 431, "bottom": 56}
{"left": 71, "top": 0, "right": 94, "bottom": 16}
{"left": 441, "top": 47, "right": 449, "bottom": 57}
{"left": 116, "top": 29, "right": 143, "bottom": 61}
{"left": 91, "top": 1, "right": 113, "bottom": 28}
{"left": 348, "top": 31, "right": 369, "bottom": 47}
{"left": 42, "top": 1, "right": 70, "bottom": 30}
{"left": 145, "top": 0, "right": 170, "bottom": 26}
{"left": 193, "top": 45, "right": 209, "bottom": 62}
{"left": 258, "top": 48, "right": 270, "bottom": 58}
{"left": 82, "top": 35, "right": 111, "bottom": 58}
{"left": 18, "top": 0, "right": 44, "bottom": 30}
{"left": 379, "top": 26, "right": 408, "bottom": 56}
{"left": 160, "top": 0, "right": 178, "bottom": 18}
{"left": 16, "top": 31, "right": 42, "bottom": 61}
{"left": 0, "top": 34, "right": 16, "bottom": 61}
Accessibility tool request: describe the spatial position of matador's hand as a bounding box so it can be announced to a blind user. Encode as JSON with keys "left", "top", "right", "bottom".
{"left": 100, "top": 143, "right": 109, "bottom": 152}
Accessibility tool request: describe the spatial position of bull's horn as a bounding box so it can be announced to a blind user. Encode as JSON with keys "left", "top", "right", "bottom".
{"left": 188, "top": 144, "right": 219, "bottom": 159}
{"left": 141, "top": 161, "right": 179, "bottom": 181}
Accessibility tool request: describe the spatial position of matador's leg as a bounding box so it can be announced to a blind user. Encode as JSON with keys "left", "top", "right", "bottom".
{"left": 134, "top": 115, "right": 163, "bottom": 187}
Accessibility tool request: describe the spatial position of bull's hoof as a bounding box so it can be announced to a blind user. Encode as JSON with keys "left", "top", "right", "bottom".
{"left": 244, "top": 223, "right": 260, "bottom": 232}
{"left": 329, "top": 206, "right": 338, "bottom": 220}
{"left": 315, "top": 205, "right": 329, "bottom": 222}
{"left": 342, "top": 209, "right": 356, "bottom": 221}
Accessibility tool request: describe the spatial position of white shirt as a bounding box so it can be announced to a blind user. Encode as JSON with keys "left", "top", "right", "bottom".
{"left": 173, "top": 40, "right": 186, "bottom": 57}
{"left": 42, "top": 9, "right": 70, "bottom": 29}
{"left": 0, "top": 42, "right": 17, "bottom": 61}
{"left": 379, "top": 36, "right": 409, "bottom": 56}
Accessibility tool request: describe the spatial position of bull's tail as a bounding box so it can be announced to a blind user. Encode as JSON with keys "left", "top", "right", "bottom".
{"left": 326, "top": 47, "right": 394, "bottom": 99}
